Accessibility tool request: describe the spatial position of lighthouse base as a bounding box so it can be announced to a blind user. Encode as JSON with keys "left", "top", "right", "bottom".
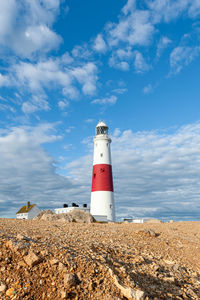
{"left": 90, "top": 191, "right": 115, "bottom": 222}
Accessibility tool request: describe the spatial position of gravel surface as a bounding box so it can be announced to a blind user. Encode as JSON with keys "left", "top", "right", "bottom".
{"left": 0, "top": 219, "right": 199, "bottom": 299}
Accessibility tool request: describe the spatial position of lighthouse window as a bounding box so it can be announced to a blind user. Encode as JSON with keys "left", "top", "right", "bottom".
{"left": 100, "top": 168, "right": 105, "bottom": 172}
{"left": 100, "top": 153, "right": 103, "bottom": 157}
{"left": 93, "top": 173, "right": 96, "bottom": 178}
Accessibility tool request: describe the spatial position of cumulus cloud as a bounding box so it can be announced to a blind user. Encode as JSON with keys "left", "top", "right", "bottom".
{"left": 112, "top": 88, "right": 127, "bottom": 95}
{"left": 91, "top": 95, "right": 117, "bottom": 105}
{"left": 93, "top": 34, "right": 107, "bottom": 53}
{"left": 108, "top": 10, "right": 154, "bottom": 47}
{"left": 156, "top": 36, "right": 172, "bottom": 58}
{"left": 109, "top": 47, "right": 133, "bottom": 71}
{"left": 72, "top": 44, "right": 93, "bottom": 60}
{"left": 134, "top": 51, "right": 150, "bottom": 73}
{"left": 105, "top": 0, "right": 200, "bottom": 74}
{"left": 170, "top": 46, "right": 200, "bottom": 74}
{"left": 143, "top": 83, "right": 153, "bottom": 94}
{"left": 122, "top": 0, "right": 136, "bottom": 15}
{"left": 66, "top": 121, "right": 200, "bottom": 221}
{"left": 58, "top": 99, "right": 69, "bottom": 111}
{"left": 146, "top": 0, "right": 200, "bottom": 22}
{"left": 0, "top": 0, "right": 62, "bottom": 58}
{"left": 22, "top": 95, "right": 50, "bottom": 114}
{"left": 10, "top": 58, "right": 98, "bottom": 110}
{"left": 70, "top": 62, "right": 98, "bottom": 96}
{"left": 0, "top": 73, "right": 10, "bottom": 87}
{"left": 0, "top": 123, "right": 82, "bottom": 218}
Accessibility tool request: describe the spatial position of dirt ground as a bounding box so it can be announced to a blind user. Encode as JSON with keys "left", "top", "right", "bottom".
{"left": 0, "top": 219, "right": 199, "bottom": 299}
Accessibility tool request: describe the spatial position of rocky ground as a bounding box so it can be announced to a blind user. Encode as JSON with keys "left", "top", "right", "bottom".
{"left": 0, "top": 218, "right": 199, "bottom": 299}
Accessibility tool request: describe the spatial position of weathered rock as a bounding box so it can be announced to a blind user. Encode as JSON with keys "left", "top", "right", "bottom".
{"left": 63, "top": 273, "right": 77, "bottom": 289}
{"left": 60, "top": 289, "right": 67, "bottom": 299}
{"left": 24, "top": 251, "right": 43, "bottom": 267}
{"left": 6, "top": 239, "right": 30, "bottom": 252}
{"left": 34, "top": 209, "right": 95, "bottom": 223}
{"left": 108, "top": 268, "right": 145, "bottom": 300}
{"left": 0, "top": 283, "right": 7, "bottom": 292}
{"left": 49, "top": 258, "right": 59, "bottom": 266}
{"left": 33, "top": 210, "right": 54, "bottom": 220}
{"left": 6, "top": 287, "right": 15, "bottom": 297}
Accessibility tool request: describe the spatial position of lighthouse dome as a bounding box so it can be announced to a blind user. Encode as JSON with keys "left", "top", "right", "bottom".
{"left": 96, "top": 121, "right": 108, "bottom": 135}
{"left": 96, "top": 121, "right": 107, "bottom": 128}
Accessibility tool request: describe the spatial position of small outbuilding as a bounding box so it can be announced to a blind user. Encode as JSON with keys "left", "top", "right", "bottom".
{"left": 55, "top": 203, "right": 90, "bottom": 215}
{"left": 16, "top": 201, "right": 40, "bottom": 219}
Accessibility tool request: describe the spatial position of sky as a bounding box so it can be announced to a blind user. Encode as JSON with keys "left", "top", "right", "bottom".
{"left": 0, "top": 0, "right": 200, "bottom": 221}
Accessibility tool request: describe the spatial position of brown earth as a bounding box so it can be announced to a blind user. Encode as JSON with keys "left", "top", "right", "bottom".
{"left": 0, "top": 219, "right": 199, "bottom": 299}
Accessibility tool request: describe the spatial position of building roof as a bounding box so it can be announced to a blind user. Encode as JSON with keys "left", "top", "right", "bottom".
{"left": 16, "top": 204, "right": 36, "bottom": 214}
{"left": 96, "top": 121, "right": 108, "bottom": 128}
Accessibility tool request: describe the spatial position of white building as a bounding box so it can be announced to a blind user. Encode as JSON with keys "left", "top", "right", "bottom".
{"left": 55, "top": 205, "right": 90, "bottom": 214}
{"left": 16, "top": 202, "right": 40, "bottom": 219}
{"left": 90, "top": 122, "right": 115, "bottom": 222}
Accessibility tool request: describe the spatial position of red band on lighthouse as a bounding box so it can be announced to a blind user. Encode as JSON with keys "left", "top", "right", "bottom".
{"left": 92, "top": 164, "right": 113, "bottom": 192}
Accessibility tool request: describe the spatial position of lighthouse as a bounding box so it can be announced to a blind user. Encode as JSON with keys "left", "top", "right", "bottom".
{"left": 90, "top": 121, "right": 115, "bottom": 222}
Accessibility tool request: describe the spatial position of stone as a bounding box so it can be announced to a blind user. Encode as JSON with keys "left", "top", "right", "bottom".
{"left": 108, "top": 268, "right": 145, "bottom": 300}
{"left": 60, "top": 289, "right": 67, "bottom": 299}
{"left": 58, "top": 262, "right": 66, "bottom": 271}
{"left": 50, "top": 258, "right": 59, "bottom": 266}
{"left": 24, "top": 251, "right": 43, "bottom": 267}
{"left": 63, "top": 273, "right": 77, "bottom": 289}
{"left": 6, "top": 287, "right": 15, "bottom": 297}
{"left": 6, "top": 240, "right": 30, "bottom": 252}
{"left": 0, "top": 283, "right": 7, "bottom": 292}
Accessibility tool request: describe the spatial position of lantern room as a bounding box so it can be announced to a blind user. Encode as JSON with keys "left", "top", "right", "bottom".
{"left": 96, "top": 121, "right": 108, "bottom": 136}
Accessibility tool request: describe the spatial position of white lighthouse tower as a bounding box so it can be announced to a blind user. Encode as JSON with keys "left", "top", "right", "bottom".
{"left": 90, "top": 121, "right": 115, "bottom": 222}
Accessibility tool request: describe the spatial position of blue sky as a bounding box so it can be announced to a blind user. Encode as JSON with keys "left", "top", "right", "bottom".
{"left": 1, "top": 0, "right": 200, "bottom": 220}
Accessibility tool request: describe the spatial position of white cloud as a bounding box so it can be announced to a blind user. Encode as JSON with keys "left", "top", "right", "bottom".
{"left": 93, "top": 34, "right": 107, "bottom": 53}
{"left": 85, "top": 119, "right": 94, "bottom": 123}
{"left": 156, "top": 36, "right": 172, "bottom": 58}
{"left": 22, "top": 102, "right": 38, "bottom": 114}
{"left": 0, "top": 0, "right": 62, "bottom": 58}
{"left": 13, "top": 59, "right": 72, "bottom": 92}
{"left": 58, "top": 100, "right": 69, "bottom": 110}
{"left": 108, "top": 10, "right": 154, "bottom": 47}
{"left": 91, "top": 95, "right": 117, "bottom": 105}
{"left": 109, "top": 57, "right": 130, "bottom": 71}
{"left": 70, "top": 62, "right": 98, "bottom": 96}
{"left": 11, "top": 58, "right": 98, "bottom": 107}
{"left": 143, "top": 83, "right": 153, "bottom": 94}
{"left": 170, "top": 46, "right": 200, "bottom": 74}
{"left": 65, "top": 126, "right": 74, "bottom": 133}
{"left": 134, "top": 51, "right": 150, "bottom": 73}
{"left": 0, "top": 73, "right": 10, "bottom": 87}
{"left": 112, "top": 88, "right": 127, "bottom": 94}
{"left": 0, "top": 103, "right": 16, "bottom": 113}
{"left": 146, "top": 0, "right": 200, "bottom": 23}
{"left": 0, "top": 0, "right": 17, "bottom": 41}
{"left": 109, "top": 47, "right": 133, "bottom": 71}
{"left": 72, "top": 44, "right": 92, "bottom": 59}
{"left": 15, "top": 24, "right": 61, "bottom": 57}
{"left": 122, "top": 0, "right": 136, "bottom": 15}
{"left": 189, "top": 0, "right": 200, "bottom": 18}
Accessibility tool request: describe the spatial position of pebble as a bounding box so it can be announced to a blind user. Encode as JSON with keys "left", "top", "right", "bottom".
{"left": 0, "top": 283, "right": 7, "bottom": 292}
